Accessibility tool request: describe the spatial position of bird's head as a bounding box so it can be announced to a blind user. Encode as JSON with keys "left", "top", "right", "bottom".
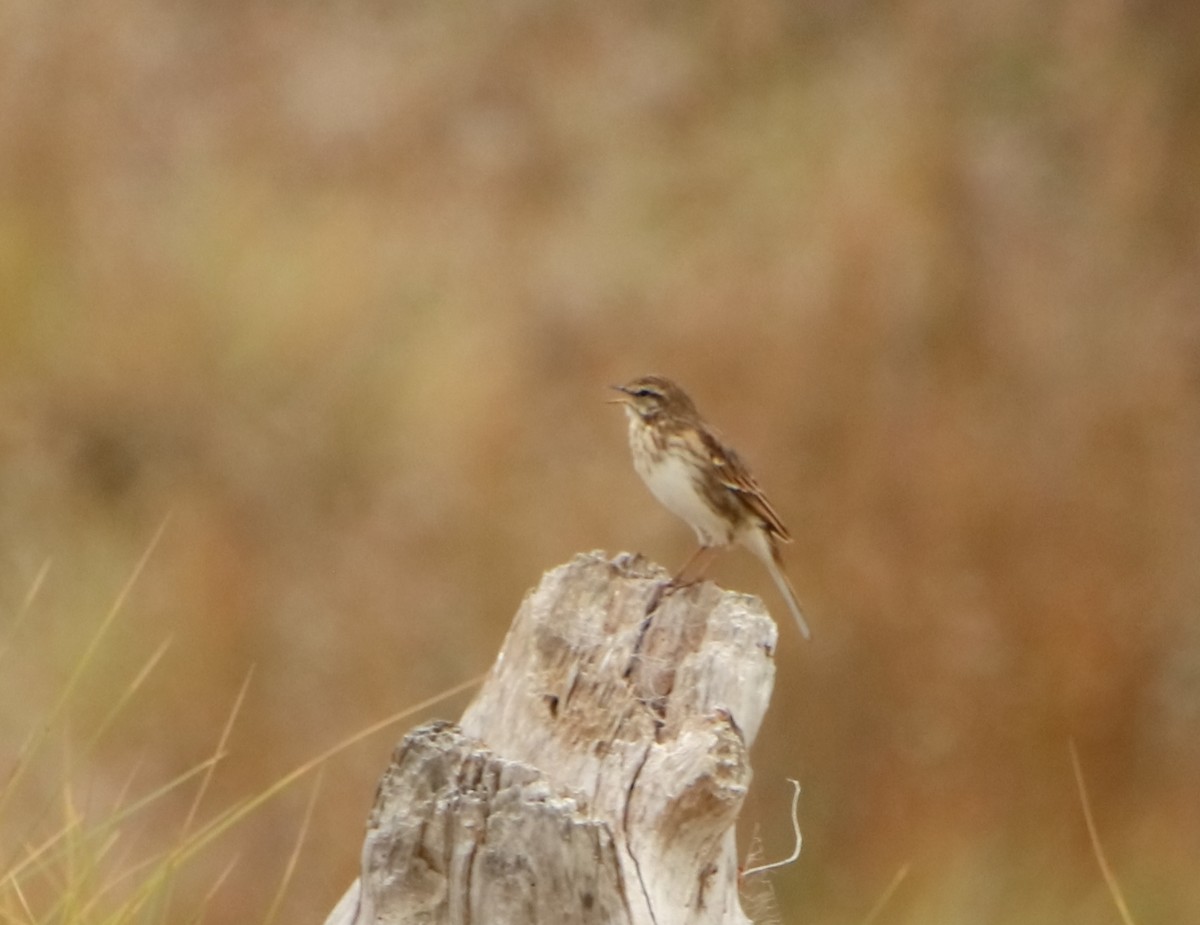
{"left": 608, "top": 375, "right": 697, "bottom": 422}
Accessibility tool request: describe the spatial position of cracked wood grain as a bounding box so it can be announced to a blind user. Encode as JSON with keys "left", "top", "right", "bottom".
{"left": 325, "top": 551, "right": 780, "bottom": 925}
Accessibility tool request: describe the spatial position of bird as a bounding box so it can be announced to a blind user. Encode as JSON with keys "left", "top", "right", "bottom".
{"left": 609, "top": 374, "right": 811, "bottom": 640}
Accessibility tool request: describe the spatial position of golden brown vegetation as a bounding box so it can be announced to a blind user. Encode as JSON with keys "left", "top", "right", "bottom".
{"left": 2, "top": 0, "right": 1198, "bottom": 922}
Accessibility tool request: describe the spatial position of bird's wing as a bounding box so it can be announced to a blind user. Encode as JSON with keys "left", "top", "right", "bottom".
{"left": 699, "top": 425, "right": 793, "bottom": 543}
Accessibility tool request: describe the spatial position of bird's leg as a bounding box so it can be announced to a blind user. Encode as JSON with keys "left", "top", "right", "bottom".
{"left": 672, "top": 545, "right": 718, "bottom": 587}
{"left": 645, "top": 581, "right": 670, "bottom": 616}
{"left": 647, "top": 546, "right": 720, "bottom": 616}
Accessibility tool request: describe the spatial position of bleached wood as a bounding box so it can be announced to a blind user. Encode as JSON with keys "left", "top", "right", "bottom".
{"left": 325, "top": 551, "right": 780, "bottom": 925}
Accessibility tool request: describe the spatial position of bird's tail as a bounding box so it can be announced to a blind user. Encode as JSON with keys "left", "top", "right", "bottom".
{"left": 749, "top": 531, "right": 812, "bottom": 641}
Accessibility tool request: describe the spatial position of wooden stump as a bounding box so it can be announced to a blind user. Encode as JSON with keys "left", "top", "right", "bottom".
{"left": 325, "top": 551, "right": 780, "bottom": 925}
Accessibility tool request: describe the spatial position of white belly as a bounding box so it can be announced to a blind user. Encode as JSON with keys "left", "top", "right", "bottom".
{"left": 632, "top": 432, "right": 734, "bottom": 546}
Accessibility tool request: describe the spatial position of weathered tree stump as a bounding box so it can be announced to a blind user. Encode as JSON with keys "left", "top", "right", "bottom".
{"left": 325, "top": 551, "right": 780, "bottom": 925}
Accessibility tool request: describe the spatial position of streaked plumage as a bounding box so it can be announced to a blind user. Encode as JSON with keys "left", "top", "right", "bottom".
{"left": 610, "top": 375, "right": 811, "bottom": 640}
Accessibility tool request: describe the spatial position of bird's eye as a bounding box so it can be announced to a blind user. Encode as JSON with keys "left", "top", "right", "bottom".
{"left": 635, "top": 388, "right": 656, "bottom": 398}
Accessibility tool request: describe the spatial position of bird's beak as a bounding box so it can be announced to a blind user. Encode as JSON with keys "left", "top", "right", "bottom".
{"left": 606, "top": 385, "right": 631, "bottom": 405}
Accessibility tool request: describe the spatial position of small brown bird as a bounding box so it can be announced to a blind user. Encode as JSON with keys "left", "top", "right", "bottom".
{"left": 610, "top": 374, "right": 811, "bottom": 640}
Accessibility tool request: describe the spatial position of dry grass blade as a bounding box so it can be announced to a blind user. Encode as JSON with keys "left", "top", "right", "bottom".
{"left": 262, "top": 767, "right": 324, "bottom": 925}
{"left": 182, "top": 667, "right": 256, "bottom": 839}
{"left": 0, "top": 516, "right": 171, "bottom": 823}
{"left": 861, "top": 863, "right": 911, "bottom": 925}
{"left": 2, "top": 752, "right": 226, "bottom": 888}
{"left": 0, "top": 557, "right": 52, "bottom": 666}
{"left": 184, "top": 856, "right": 241, "bottom": 925}
{"left": 9, "top": 873, "right": 35, "bottom": 922}
{"left": 1070, "top": 740, "right": 1138, "bottom": 925}
{"left": 158, "top": 671, "right": 486, "bottom": 869}
{"left": 87, "top": 638, "right": 173, "bottom": 752}
{"left": 742, "top": 779, "right": 802, "bottom": 878}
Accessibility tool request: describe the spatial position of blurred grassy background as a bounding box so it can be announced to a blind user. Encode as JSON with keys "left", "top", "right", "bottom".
{"left": 2, "top": 0, "right": 1198, "bottom": 921}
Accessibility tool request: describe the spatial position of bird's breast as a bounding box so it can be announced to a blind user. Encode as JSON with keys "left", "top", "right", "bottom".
{"left": 628, "top": 424, "right": 737, "bottom": 545}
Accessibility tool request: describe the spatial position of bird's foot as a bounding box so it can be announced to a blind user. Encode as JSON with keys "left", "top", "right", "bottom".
{"left": 644, "top": 576, "right": 702, "bottom": 617}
